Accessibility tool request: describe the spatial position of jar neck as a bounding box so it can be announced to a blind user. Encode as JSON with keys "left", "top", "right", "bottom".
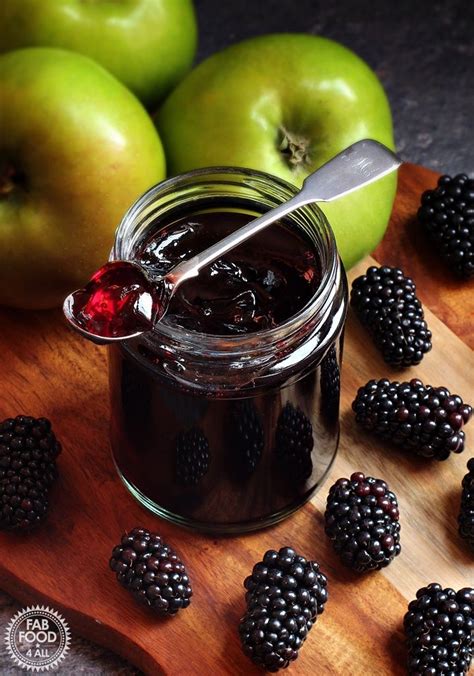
{"left": 113, "top": 167, "right": 344, "bottom": 384}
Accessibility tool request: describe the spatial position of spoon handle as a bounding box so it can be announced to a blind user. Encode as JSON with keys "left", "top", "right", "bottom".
{"left": 166, "top": 139, "right": 401, "bottom": 288}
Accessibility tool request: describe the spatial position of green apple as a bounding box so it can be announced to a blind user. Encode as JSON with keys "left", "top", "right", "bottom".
{"left": 0, "top": 0, "right": 197, "bottom": 108}
{"left": 0, "top": 48, "right": 165, "bottom": 309}
{"left": 157, "top": 34, "right": 397, "bottom": 268}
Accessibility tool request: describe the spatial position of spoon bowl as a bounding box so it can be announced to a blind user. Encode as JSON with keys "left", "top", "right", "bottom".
{"left": 63, "top": 293, "right": 149, "bottom": 345}
{"left": 63, "top": 260, "right": 167, "bottom": 344}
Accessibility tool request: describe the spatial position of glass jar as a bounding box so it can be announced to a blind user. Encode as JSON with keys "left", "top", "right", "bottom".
{"left": 108, "top": 167, "right": 348, "bottom": 533}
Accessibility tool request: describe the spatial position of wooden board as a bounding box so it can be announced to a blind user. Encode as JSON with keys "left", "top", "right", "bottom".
{"left": 0, "top": 163, "right": 472, "bottom": 675}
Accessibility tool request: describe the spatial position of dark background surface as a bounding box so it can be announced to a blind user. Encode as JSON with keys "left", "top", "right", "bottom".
{"left": 195, "top": 0, "right": 474, "bottom": 175}
{"left": 0, "top": 1, "right": 472, "bottom": 674}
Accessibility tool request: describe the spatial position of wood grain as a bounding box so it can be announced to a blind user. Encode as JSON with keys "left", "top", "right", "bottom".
{"left": 0, "top": 164, "right": 472, "bottom": 675}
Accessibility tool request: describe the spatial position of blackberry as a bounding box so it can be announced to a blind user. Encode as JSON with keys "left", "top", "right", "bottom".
{"left": 351, "top": 265, "right": 432, "bottom": 367}
{"left": 459, "top": 458, "right": 474, "bottom": 548}
{"left": 353, "top": 378, "right": 472, "bottom": 461}
{"left": 0, "top": 415, "right": 61, "bottom": 531}
{"left": 231, "top": 401, "right": 264, "bottom": 475}
{"left": 175, "top": 427, "right": 210, "bottom": 486}
{"left": 404, "top": 583, "right": 473, "bottom": 675}
{"left": 320, "top": 346, "right": 341, "bottom": 425}
{"left": 324, "top": 471, "right": 401, "bottom": 572}
{"left": 418, "top": 173, "right": 474, "bottom": 278}
{"left": 109, "top": 527, "right": 192, "bottom": 616}
{"left": 275, "top": 403, "right": 313, "bottom": 482}
{"left": 239, "top": 546, "right": 328, "bottom": 671}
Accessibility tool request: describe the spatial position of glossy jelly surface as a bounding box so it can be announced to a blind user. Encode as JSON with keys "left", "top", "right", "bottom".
{"left": 68, "top": 261, "right": 159, "bottom": 339}
{"left": 136, "top": 210, "right": 320, "bottom": 335}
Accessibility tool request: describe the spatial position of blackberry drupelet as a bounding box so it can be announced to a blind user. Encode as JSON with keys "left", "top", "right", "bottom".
{"left": 324, "top": 472, "right": 401, "bottom": 572}
{"left": 320, "top": 346, "right": 341, "bottom": 425}
{"left": 231, "top": 401, "right": 264, "bottom": 475}
{"left": 404, "top": 583, "right": 473, "bottom": 675}
{"left": 351, "top": 266, "right": 432, "bottom": 367}
{"left": 109, "top": 527, "right": 192, "bottom": 615}
{"left": 418, "top": 173, "right": 474, "bottom": 278}
{"left": 275, "top": 403, "right": 313, "bottom": 482}
{"left": 0, "top": 415, "right": 61, "bottom": 531}
{"left": 175, "top": 427, "right": 210, "bottom": 486}
{"left": 353, "top": 378, "right": 472, "bottom": 461}
{"left": 459, "top": 458, "right": 474, "bottom": 548}
{"left": 239, "top": 546, "right": 328, "bottom": 671}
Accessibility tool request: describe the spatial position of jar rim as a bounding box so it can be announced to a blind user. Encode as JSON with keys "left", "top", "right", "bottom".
{"left": 113, "top": 166, "right": 341, "bottom": 356}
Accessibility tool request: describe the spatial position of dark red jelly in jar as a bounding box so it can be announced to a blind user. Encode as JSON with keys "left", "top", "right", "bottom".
{"left": 108, "top": 168, "right": 348, "bottom": 533}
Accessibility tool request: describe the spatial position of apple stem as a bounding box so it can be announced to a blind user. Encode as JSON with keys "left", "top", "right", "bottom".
{"left": 278, "top": 126, "right": 312, "bottom": 171}
{"left": 0, "top": 163, "right": 23, "bottom": 197}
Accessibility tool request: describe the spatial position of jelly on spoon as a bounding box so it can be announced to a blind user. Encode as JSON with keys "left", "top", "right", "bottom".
{"left": 63, "top": 261, "right": 169, "bottom": 343}
{"left": 63, "top": 139, "right": 401, "bottom": 343}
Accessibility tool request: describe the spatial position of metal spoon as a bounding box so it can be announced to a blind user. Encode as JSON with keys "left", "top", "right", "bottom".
{"left": 63, "top": 139, "right": 401, "bottom": 344}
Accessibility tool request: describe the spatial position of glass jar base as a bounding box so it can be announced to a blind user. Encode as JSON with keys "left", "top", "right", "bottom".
{"left": 114, "top": 448, "right": 337, "bottom": 535}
